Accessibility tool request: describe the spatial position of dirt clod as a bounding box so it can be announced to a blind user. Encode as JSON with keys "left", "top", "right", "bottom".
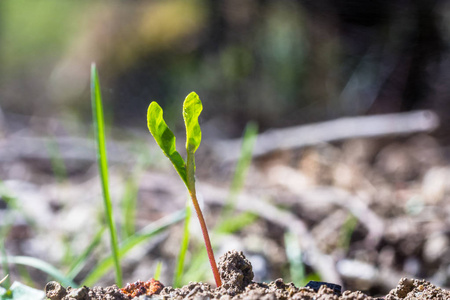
{"left": 385, "top": 278, "right": 450, "bottom": 300}
{"left": 218, "top": 250, "right": 254, "bottom": 295}
{"left": 66, "top": 286, "right": 89, "bottom": 299}
{"left": 388, "top": 278, "right": 415, "bottom": 298}
{"left": 45, "top": 281, "right": 67, "bottom": 300}
{"left": 120, "top": 279, "right": 164, "bottom": 298}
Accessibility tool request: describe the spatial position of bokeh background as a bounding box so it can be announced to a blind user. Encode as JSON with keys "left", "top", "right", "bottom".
{"left": 2, "top": 0, "right": 450, "bottom": 134}
{"left": 1, "top": 0, "right": 450, "bottom": 297}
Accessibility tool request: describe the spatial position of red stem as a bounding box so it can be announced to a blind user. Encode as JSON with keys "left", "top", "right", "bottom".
{"left": 189, "top": 191, "right": 222, "bottom": 287}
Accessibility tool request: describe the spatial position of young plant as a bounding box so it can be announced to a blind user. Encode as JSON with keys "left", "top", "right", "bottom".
{"left": 147, "top": 92, "right": 222, "bottom": 287}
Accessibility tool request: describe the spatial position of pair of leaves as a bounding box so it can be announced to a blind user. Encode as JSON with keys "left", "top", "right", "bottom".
{"left": 147, "top": 92, "right": 202, "bottom": 188}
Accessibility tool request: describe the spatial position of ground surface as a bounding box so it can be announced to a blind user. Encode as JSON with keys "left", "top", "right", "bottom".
{"left": 1, "top": 116, "right": 450, "bottom": 296}
{"left": 45, "top": 251, "right": 450, "bottom": 299}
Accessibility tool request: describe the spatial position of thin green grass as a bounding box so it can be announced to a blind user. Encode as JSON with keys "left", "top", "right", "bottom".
{"left": 214, "top": 211, "right": 258, "bottom": 234}
{"left": 216, "top": 121, "right": 258, "bottom": 234}
{"left": 66, "top": 227, "right": 106, "bottom": 281}
{"left": 0, "top": 275, "right": 8, "bottom": 286}
{"left": 0, "top": 184, "right": 15, "bottom": 289}
{"left": 284, "top": 231, "right": 305, "bottom": 286}
{"left": 173, "top": 201, "right": 191, "bottom": 287}
{"left": 2, "top": 256, "right": 76, "bottom": 287}
{"left": 120, "top": 175, "right": 139, "bottom": 240}
{"left": 0, "top": 218, "right": 12, "bottom": 289}
{"left": 16, "top": 265, "right": 34, "bottom": 288}
{"left": 90, "top": 63, "right": 122, "bottom": 287}
{"left": 0, "top": 182, "right": 36, "bottom": 228}
{"left": 45, "top": 137, "right": 68, "bottom": 183}
{"left": 82, "top": 209, "right": 186, "bottom": 286}
{"left": 338, "top": 214, "right": 358, "bottom": 250}
{"left": 0, "top": 243, "right": 11, "bottom": 289}
{"left": 153, "top": 261, "right": 162, "bottom": 281}
{"left": 181, "top": 245, "right": 209, "bottom": 283}
{"left": 223, "top": 121, "right": 258, "bottom": 215}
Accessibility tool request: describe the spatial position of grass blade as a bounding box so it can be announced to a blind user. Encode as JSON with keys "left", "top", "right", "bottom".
{"left": 45, "top": 137, "right": 68, "bottom": 183}
{"left": 121, "top": 176, "right": 138, "bottom": 239}
{"left": 216, "top": 121, "right": 258, "bottom": 233}
{"left": 225, "top": 121, "right": 258, "bottom": 213}
{"left": 66, "top": 227, "right": 105, "bottom": 281}
{"left": 153, "top": 261, "right": 162, "bottom": 281}
{"left": 90, "top": 63, "right": 122, "bottom": 287}
{"left": 1, "top": 223, "right": 12, "bottom": 289}
{"left": 0, "top": 275, "right": 8, "bottom": 286}
{"left": 284, "top": 232, "right": 305, "bottom": 286}
{"left": 214, "top": 211, "right": 258, "bottom": 234}
{"left": 173, "top": 202, "right": 191, "bottom": 287}
{"left": 81, "top": 209, "right": 186, "bottom": 287}
{"left": 181, "top": 246, "right": 209, "bottom": 283}
{"left": 338, "top": 214, "right": 358, "bottom": 250}
{"left": 2, "top": 256, "right": 77, "bottom": 287}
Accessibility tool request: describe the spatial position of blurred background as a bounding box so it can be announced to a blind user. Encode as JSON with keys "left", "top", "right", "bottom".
{"left": 1, "top": 0, "right": 450, "bottom": 297}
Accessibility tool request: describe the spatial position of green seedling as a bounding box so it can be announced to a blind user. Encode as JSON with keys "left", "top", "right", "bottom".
{"left": 147, "top": 92, "right": 222, "bottom": 287}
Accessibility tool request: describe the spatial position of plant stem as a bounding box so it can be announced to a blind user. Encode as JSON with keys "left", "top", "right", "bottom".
{"left": 186, "top": 136, "right": 221, "bottom": 287}
{"left": 188, "top": 189, "right": 222, "bottom": 287}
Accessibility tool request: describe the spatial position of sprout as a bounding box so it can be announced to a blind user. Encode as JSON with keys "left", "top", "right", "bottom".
{"left": 147, "top": 92, "right": 222, "bottom": 287}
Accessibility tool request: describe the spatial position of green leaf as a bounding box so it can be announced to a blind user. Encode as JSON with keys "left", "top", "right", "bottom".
{"left": 183, "top": 92, "right": 202, "bottom": 153}
{"left": 147, "top": 102, "right": 187, "bottom": 185}
{"left": 183, "top": 92, "right": 203, "bottom": 190}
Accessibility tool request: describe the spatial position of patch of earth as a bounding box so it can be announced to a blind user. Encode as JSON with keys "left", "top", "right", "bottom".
{"left": 45, "top": 250, "right": 449, "bottom": 300}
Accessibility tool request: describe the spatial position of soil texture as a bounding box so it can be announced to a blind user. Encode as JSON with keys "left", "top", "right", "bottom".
{"left": 45, "top": 250, "right": 450, "bottom": 300}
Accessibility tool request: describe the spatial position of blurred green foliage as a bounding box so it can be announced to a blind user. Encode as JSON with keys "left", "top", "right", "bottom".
{"left": 2, "top": 0, "right": 446, "bottom": 133}
{"left": 1, "top": 1, "right": 87, "bottom": 73}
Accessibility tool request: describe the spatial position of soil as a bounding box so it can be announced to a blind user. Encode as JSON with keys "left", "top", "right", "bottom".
{"left": 2, "top": 120, "right": 450, "bottom": 297}
{"left": 45, "top": 250, "right": 450, "bottom": 300}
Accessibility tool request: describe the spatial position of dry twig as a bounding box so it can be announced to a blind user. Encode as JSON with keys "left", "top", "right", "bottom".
{"left": 212, "top": 110, "right": 439, "bottom": 162}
